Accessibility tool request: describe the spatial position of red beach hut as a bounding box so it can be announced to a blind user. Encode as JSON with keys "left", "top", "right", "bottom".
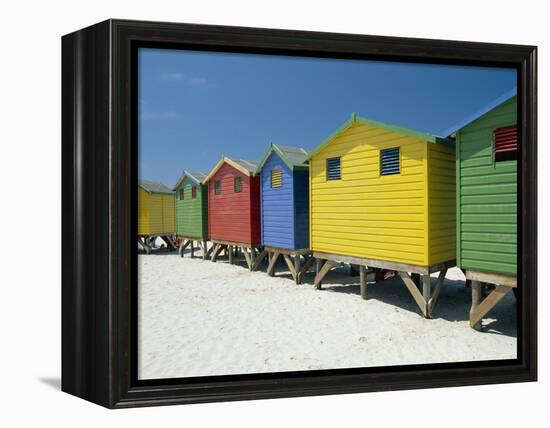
{"left": 203, "top": 156, "right": 262, "bottom": 269}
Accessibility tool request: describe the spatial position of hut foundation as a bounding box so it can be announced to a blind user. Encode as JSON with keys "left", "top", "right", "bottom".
{"left": 312, "top": 251, "right": 455, "bottom": 318}
{"left": 209, "top": 239, "right": 263, "bottom": 271}
{"left": 138, "top": 234, "right": 175, "bottom": 254}
{"left": 178, "top": 237, "right": 211, "bottom": 259}
{"left": 466, "top": 270, "right": 517, "bottom": 331}
{"left": 259, "top": 247, "right": 314, "bottom": 284}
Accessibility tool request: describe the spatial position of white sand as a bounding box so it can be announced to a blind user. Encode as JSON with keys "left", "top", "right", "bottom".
{"left": 138, "top": 248, "right": 517, "bottom": 380}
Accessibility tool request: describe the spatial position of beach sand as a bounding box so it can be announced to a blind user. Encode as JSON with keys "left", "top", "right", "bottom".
{"left": 138, "top": 246, "right": 517, "bottom": 380}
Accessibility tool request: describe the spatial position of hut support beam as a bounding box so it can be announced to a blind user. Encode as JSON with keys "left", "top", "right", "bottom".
{"left": 423, "top": 274, "right": 431, "bottom": 305}
{"left": 204, "top": 242, "right": 214, "bottom": 260}
{"left": 137, "top": 238, "right": 147, "bottom": 252}
{"left": 359, "top": 265, "right": 367, "bottom": 299}
{"left": 160, "top": 235, "right": 175, "bottom": 250}
{"left": 466, "top": 270, "right": 517, "bottom": 331}
{"left": 202, "top": 240, "right": 209, "bottom": 260}
{"left": 228, "top": 246, "right": 233, "bottom": 264}
{"left": 178, "top": 239, "right": 191, "bottom": 257}
{"left": 427, "top": 268, "right": 448, "bottom": 317}
{"left": 283, "top": 255, "right": 298, "bottom": 283}
{"left": 314, "top": 260, "right": 336, "bottom": 290}
{"left": 144, "top": 237, "right": 151, "bottom": 255}
{"left": 252, "top": 250, "right": 268, "bottom": 271}
{"left": 211, "top": 244, "right": 223, "bottom": 262}
{"left": 297, "top": 255, "right": 315, "bottom": 284}
{"left": 242, "top": 249, "right": 252, "bottom": 270}
{"left": 470, "top": 283, "right": 513, "bottom": 330}
{"left": 294, "top": 256, "right": 302, "bottom": 283}
{"left": 399, "top": 271, "right": 428, "bottom": 317}
{"left": 267, "top": 252, "right": 280, "bottom": 276}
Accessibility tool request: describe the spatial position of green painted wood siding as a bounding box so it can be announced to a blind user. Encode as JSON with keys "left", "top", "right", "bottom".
{"left": 456, "top": 96, "right": 517, "bottom": 275}
{"left": 175, "top": 177, "right": 208, "bottom": 239}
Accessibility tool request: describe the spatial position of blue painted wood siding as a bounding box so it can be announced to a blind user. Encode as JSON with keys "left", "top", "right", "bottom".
{"left": 260, "top": 152, "right": 310, "bottom": 250}
{"left": 260, "top": 153, "right": 295, "bottom": 249}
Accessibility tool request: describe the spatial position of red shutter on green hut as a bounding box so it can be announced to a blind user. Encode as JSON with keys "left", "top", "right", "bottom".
{"left": 493, "top": 125, "right": 518, "bottom": 162}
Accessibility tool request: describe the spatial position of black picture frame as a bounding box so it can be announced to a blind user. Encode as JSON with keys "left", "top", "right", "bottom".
{"left": 61, "top": 19, "right": 537, "bottom": 408}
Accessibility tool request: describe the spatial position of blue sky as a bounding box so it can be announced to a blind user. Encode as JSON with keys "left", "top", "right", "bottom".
{"left": 138, "top": 48, "right": 516, "bottom": 186}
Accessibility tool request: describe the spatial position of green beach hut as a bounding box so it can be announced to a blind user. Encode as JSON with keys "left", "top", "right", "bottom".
{"left": 173, "top": 171, "right": 209, "bottom": 258}
{"left": 444, "top": 89, "right": 518, "bottom": 330}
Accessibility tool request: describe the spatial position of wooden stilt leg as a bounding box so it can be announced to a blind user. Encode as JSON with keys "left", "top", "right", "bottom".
{"left": 427, "top": 268, "right": 447, "bottom": 317}
{"left": 297, "top": 255, "right": 315, "bottom": 284}
{"left": 203, "top": 240, "right": 208, "bottom": 260}
{"left": 145, "top": 237, "right": 151, "bottom": 254}
{"left": 252, "top": 250, "right": 267, "bottom": 271}
{"left": 294, "top": 255, "right": 302, "bottom": 284}
{"left": 211, "top": 244, "right": 223, "bottom": 262}
{"left": 423, "top": 274, "right": 431, "bottom": 318}
{"left": 470, "top": 280, "right": 483, "bottom": 331}
{"left": 179, "top": 241, "right": 185, "bottom": 257}
{"left": 314, "top": 260, "right": 334, "bottom": 290}
{"left": 190, "top": 240, "right": 195, "bottom": 258}
{"left": 359, "top": 265, "right": 367, "bottom": 299}
{"left": 470, "top": 283, "right": 513, "bottom": 330}
{"left": 242, "top": 248, "right": 252, "bottom": 269}
{"left": 283, "top": 255, "right": 298, "bottom": 282}
{"left": 267, "top": 252, "right": 279, "bottom": 276}
{"left": 249, "top": 247, "right": 256, "bottom": 271}
{"left": 228, "top": 246, "right": 233, "bottom": 264}
{"left": 398, "top": 271, "right": 428, "bottom": 318}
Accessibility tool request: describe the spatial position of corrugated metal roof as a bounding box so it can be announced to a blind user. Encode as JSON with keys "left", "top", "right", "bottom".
{"left": 274, "top": 144, "right": 309, "bottom": 168}
{"left": 227, "top": 158, "right": 258, "bottom": 173}
{"left": 139, "top": 180, "right": 174, "bottom": 194}
{"left": 173, "top": 171, "right": 207, "bottom": 189}
{"left": 441, "top": 88, "right": 517, "bottom": 137}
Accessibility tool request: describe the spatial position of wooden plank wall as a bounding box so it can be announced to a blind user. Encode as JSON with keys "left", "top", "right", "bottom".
{"left": 310, "top": 123, "right": 429, "bottom": 266}
{"left": 457, "top": 96, "right": 517, "bottom": 275}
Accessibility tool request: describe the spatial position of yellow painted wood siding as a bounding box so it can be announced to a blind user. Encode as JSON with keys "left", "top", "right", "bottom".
{"left": 310, "top": 123, "right": 429, "bottom": 265}
{"left": 137, "top": 188, "right": 176, "bottom": 236}
{"left": 138, "top": 188, "right": 150, "bottom": 235}
{"left": 427, "top": 143, "right": 456, "bottom": 264}
{"left": 162, "top": 194, "right": 175, "bottom": 233}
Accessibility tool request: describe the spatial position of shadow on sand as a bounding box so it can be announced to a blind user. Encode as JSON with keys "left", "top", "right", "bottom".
{"left": 139, "top": 251, "right": 517, "bottom": 338}
{"left": 306, "top": 265, "right": 517, "bottom": 338}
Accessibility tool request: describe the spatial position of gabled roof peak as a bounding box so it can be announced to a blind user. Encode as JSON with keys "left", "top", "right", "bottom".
{"left": 173, "top": 170, "right": 208, "bottom": 190}
{"left": 203, "top": 156, "right": 259, "bottom": 183}
{"left": 308, "top": 113, "right": 453, "bottom": 160}
{"left": 256, "top": 143, "right": 310, "bottom": 173}
{"left": 139, "top": 180, "right": 174, "bottom": 194}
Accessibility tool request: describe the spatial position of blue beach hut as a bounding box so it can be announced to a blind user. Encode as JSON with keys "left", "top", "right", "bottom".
{"left": 255, "top": 143, "right": 311, "bottom": 283}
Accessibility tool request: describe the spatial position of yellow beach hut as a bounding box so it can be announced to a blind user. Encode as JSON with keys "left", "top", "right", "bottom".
{"left": 308, "top": 113, "right": 456, "bottom": 317}
{"left": 138, "top": 180, "right": 176, "bottom": 253}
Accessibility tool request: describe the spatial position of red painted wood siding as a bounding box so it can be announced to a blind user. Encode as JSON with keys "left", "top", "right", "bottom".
{"left": 208, "top": 162, "right": 261, "bottom": 244}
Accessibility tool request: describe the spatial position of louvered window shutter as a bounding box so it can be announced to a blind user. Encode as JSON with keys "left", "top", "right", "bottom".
{"left": 271, "top": 169, "right": 282, "bottom": 188}
{"left": 234, "top": 176, "right": 242, "bottom": 192}
{"left": 326, "top": 157, "right": 341, "bottom": 180}
{"left": 493, "top": 126, "right": 518, "bottom": 162}
{"left": 380, "top": 147, "right": 400, "bottom": 175}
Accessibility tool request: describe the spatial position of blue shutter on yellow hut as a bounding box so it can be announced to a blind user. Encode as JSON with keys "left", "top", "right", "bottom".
{"left": 380, "top": 147, "right": 400, "bottom": 175}
{"left": 326, "top": 157, "right": 341, "bottom": 180}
